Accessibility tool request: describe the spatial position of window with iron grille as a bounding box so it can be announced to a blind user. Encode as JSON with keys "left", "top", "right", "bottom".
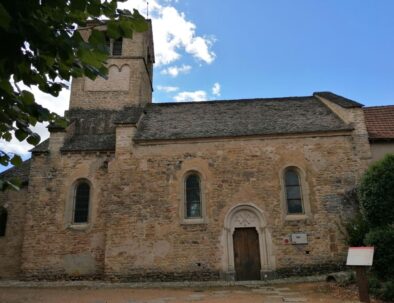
{"left": 185, "top": 174, "right": 201, "bottom": 218}
{"left": 73, "top": 182, "right": 90, "bottom": 223}
{"left": 284, "top": 169, "right": 304, "bottom": 214}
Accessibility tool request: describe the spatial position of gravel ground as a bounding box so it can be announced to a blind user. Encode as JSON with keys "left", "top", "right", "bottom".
{"left": 0, "top": 281, "right": 380, "bottom": 303}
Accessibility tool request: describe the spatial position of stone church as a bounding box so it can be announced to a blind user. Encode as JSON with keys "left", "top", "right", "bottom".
{"left": 1, "top": 22, "right": 394, "bottom": 281}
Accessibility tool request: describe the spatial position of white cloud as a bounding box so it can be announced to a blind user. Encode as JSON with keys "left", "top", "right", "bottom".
{"left": 121, "top": 0, "right": 216, "bottom": 66}
{"left": 174, "top": 90, "right": 207, "bottom": 102}
{"left": 212, "top": 82, "right": 221, "bottom": 96}
{"left": 157, "top": 85, "right": 179, "bottom": 92}
{"left": 160, "top": 64, "right": 191, "bottom": 77}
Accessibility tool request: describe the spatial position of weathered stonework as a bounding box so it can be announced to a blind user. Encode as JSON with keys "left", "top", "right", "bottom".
{"left": 0, "top": 21, "right": 381, "bottom": 282}
{"left": 69, "top": 22, "right": 154, "bottom": 110}
{"left": 0, "top": 189, "right": 27, "bottom": 279}
{"left": 15, "top": 131, "right": 368, "bottom": 281}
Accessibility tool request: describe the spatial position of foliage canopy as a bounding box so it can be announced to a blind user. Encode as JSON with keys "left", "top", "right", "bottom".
{"left": 0, "top": 0, "right": 147, "bottom": 190}
{"left": 358, "top": 154, "right": 394, "bottom": 227}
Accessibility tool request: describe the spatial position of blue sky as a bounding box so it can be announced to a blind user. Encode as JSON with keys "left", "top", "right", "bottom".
{"left": 1, "top": 0, "right": 394, "bottom": 172}
{"left": 151, "top": 0, "right": 394, "bottom": 105}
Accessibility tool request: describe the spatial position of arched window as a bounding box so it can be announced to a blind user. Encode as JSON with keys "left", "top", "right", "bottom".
{"left": 284, "top": 168, "right": 304, "bottom": 214}
{"left": 0, "top": 207, "right": 7, "bottom": 237}
{"left": 185, "top": 174, "right": 202, "bottom": 218}
{"left": 73, "top": 181, "right": 90, "bottom": 223}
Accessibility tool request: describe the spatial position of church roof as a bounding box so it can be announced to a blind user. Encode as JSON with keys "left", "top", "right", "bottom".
{"left": 313, "top": 92, "right": 364, "bottom": 108}
{"left": 134, "top": 96, "right": 353, "bottom": 141}
{"left": 31, "top": 94, "right": 358, "bottom": 153}
{"left": 0, "top": 159, "right": 31, "bottom": 185}
{"left": 363, "top": 105, "right": 394, "bottom": 141}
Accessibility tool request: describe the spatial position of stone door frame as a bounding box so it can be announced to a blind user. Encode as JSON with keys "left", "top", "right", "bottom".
{"left": 223, "top": 203, "right": 275, "bottom": 280}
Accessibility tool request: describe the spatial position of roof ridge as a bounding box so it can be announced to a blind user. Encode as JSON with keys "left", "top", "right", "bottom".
{"left": 313, "top": 91, "right": 363, "bottom": 108}
{"left": 150, "top": 96, "right": 315, "bottom": 106}
{"left": 364, "top": 105, "right": 394, "bottom": 109}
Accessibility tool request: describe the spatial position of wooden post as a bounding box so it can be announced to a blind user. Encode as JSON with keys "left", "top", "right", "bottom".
{"left": 346, "top": 247, "right": 374, "bottom": 303}
{"left": 355, "top": 267, "right": 370, "bottom": 303}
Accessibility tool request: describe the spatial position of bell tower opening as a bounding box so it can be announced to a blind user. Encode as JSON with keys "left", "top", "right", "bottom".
{"left": 69, "top": 20, "right": 155, "bottom": 110}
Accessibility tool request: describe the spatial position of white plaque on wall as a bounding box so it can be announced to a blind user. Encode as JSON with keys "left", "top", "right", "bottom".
{"left": 346, "top": 247, "right": 374, "bottom": 266}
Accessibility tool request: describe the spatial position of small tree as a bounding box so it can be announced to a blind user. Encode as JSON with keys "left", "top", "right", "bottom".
{"left": 357, "top": 153, "right": 394, "bottom": 300}
{"left": 358, "top": 154, "right": 394, "bottom": 228}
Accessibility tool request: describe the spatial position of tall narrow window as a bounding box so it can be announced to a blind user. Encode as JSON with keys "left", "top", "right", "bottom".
{"left": 0, "top": 207, "right": 7, "bottom": 237}
{"left": 73, "top": 182, "right": 90, "bottom": 223}
{"left": 285, "top": 168, "right": 304, "bottom": 214}
{"left": 185, "top": 174, "right": 201, "bottom": 218}
{"left": 105, "top": 36, "right": 123, "bottom": 56}
{"left": 105, "top": 37, "right": 111, "bottom": 54}
{"left": 112, "top": 38, "right": 123, "bottom": 56}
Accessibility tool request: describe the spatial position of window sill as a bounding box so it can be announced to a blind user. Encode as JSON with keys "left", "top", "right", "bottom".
{"left": 284, "top": 214, "right": 309, "bottom": 221}
{"left": 180, "top": 218, "right": 207, "bottom": 225}
{"left": 66, "top": 223, "right": 90, "bottom": 231}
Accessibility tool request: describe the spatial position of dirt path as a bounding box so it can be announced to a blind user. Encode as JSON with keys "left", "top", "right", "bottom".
{"left": 0, "top": 282, "right": 382, "bottom": 303}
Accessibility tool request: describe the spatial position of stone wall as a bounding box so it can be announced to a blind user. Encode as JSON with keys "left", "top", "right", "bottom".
{"left": 0, "top": 188, "right": 28, "bottom": 279}
{"left": 102, "top": 134, "right": 365, "bottom": 280}
{"left": 69, "top": 25, "right": 153, "bottom": 110}
{"left": 17, "top": 130, "right": 368, "bottom": 280}
{"left": 370, "top": 142, "right": 394, "bottom": 162}
{"left": 20, "top": 151, "right": 112, "bottom": 279}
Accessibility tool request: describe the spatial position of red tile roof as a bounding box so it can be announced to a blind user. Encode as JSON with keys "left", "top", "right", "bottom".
{"left": 364, "top": 105, "right": 394, "bottom": 140}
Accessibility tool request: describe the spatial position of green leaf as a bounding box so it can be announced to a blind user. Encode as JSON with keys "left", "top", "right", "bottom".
{"left": 0, "top": 4, "right": 11, "bottom": 30}
{"left": 0, "top": 154, "right": 9, "bottom": 166}
{"left": 119, "top": 20, "right": 134, "bottom": 37}
{"left": 70, "top": 0, "right": 87, "bottom": 11}
{"left": 55, "top": 117, "right": 68, "bottom": 128}
{"left": 10, "top": 155, "right": 22, "bottom": 166}
{"left": 106, "top": 21, "right": 121, "bottom": 39}
{"left": 87, "top": 0, "right": 101, "bottom": 16}
{"left": 2, "top": 132, "right": 12, "bottom": 141}
{"left": 21, "top": 91, "right": 35, "bottom": 105}
{"left": 15, "top": 129, "right": 29, "bottom": 141}
{"left": 89, "top": 29, "right": 106, "bottom": 45}
{"left": 27, "top": 133, "right": 40, "bottom": 146}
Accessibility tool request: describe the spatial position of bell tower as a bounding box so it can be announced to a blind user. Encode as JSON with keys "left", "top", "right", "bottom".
{"left": 69, "top": 21, "right": 154, "bottom": 110}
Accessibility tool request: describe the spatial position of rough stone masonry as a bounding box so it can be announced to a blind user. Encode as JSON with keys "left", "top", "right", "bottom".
{"left": 1, "top": 20, "right": 388, "bottom": 282}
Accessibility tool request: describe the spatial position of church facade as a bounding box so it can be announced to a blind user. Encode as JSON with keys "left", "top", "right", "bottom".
{"left": 1, "top": 23, "right": 393, "bottom": 281}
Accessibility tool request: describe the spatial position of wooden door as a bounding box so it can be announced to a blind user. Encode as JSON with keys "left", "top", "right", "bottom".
{"left": 233, "top": 227, "right": 261, "bottom": 280}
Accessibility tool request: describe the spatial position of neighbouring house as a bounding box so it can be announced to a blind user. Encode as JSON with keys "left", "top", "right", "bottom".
{"left": 0, "top": 22, "right": 393, "bottom": 281}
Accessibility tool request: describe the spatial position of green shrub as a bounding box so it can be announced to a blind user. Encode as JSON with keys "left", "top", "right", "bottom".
{"left": 345, "top": 213, "right": 369, "bottom": 246}
{"left": 369, "top": 275, "right": 394, "bottom": 302}
{"left": 365, "top": 227, "right": 394, "bottom": 279}
{"left": 358, "top": 154, "right": 394, "bottom": 228}
{"left": 380, "top": 281, "right": 394, "bottom": 301}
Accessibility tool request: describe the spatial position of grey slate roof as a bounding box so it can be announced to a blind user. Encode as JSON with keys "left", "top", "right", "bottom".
{"left": 134, "top": 97, "right": 353, "bottom": 141}
{"left": 62, "top": 109, "right": 117, "bottom": 152}
{"left": 31, "top": 139, "right": 49, "bottom": 153}
{"left": 61, "top": 134, "right": 115, "bottom": 152}
{"left": 31, "top": 94, "right": 355, "bottom": 152}
{"left": 313, "top": 92, "right": 364, "bottom": 108}
{"left": 0, "top": 159, "right": 31, "bottom": 185}
{"left": 114, "top": 107, "right": 144, "bottom": 125}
